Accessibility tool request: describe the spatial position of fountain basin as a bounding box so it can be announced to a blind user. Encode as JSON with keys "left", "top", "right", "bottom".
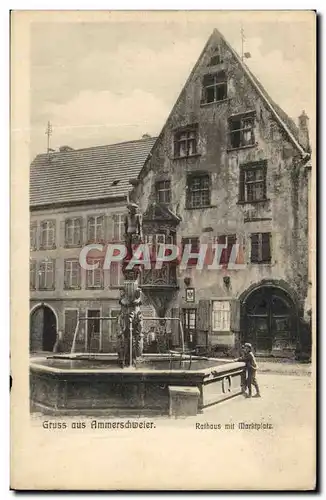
{"left": 30, "top": 354, "right": 246, "bottom": 416}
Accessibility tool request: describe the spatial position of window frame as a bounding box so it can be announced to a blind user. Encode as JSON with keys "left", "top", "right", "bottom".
{"left": 38, "top": 258, "right": 55, "bottom": 290}
{"left": 109, "top": 261, "right": 123, "bottom": 288}
{"left": 39, "top": 220, "right": 56, "bottom": 250}
{"left": 211, "top": 300, "right": 231, "bottom": 332}
{"left": 186, "top": 173, "right": 211, "bottom": 209}
{"left": 228, "top": 113, "right": 256, "bottom": 150}
{"left": 112, "top": 213, "right": 125, "bottom": 242}
{"left": 86, "top": 258, "right": 104, "bottom": 289}
{"left": 65, "top": 217, "right": 83, "bottom": 247}
{"left": 239, "top": 160, "right": 267, "bottom": 203}
{"left": 87, "top": 214, "right": 105, "bottom": 244}
{"left": 202, "top": 72, "right": 228, "bottom": 104}
{"left": 155, "top": 180, "right": 171, "bottom": 204}
{"left": 173, "top": 125, "right": 199, "bottom": 159}
{"left": 64, "top": 259, "right": 81, "bottom": 290}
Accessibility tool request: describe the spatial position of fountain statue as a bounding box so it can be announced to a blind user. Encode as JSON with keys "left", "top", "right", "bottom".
{"left": 117, "top": 202, "right": 144, "bottom": 367}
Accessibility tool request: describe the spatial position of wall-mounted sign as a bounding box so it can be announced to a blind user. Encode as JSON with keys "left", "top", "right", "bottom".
{"left": 186, "top": 288, "right": 195, "bottom": 302}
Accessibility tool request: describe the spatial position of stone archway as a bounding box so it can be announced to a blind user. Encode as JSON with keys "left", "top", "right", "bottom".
{"left": 240, "top": 284, "right": 298, "bottom": 357}
{"left": 30, "top": 304, "right": 57, "bottom": 352}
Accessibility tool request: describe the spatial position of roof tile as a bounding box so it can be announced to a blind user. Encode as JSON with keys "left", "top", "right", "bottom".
{"left": 30, "top": 137, "right": 156, "bottom": 207}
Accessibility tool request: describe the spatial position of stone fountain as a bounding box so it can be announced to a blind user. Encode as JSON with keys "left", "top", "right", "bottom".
{"left": 30, "top": 201, "right": 245, "bottom": 417}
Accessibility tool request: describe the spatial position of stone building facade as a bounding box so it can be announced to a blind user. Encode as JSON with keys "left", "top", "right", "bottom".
{"left": 29, "top": 137, "right": 156, "bottom": 353}
{"left": 131, "top": 29, "right": 312, "bottom": 358}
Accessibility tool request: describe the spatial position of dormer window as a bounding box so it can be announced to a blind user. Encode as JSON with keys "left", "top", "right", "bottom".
{"left": 202, "top": 71, "right": 227, "bottom": 104}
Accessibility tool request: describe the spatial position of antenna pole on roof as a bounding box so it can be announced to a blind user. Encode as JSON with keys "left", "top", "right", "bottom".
{"left": 240, "top": 24, "right": 245, "bottom": 61}
{"left": 45, "top": 121, "right": 53, "bottom": 155}
{"left": 240, "top": 25, "right": 251, "bottom": 62}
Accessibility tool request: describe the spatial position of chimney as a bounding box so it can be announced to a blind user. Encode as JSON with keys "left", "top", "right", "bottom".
{"left": 298, "top": 110, "right": 310, "bottom": 151}
{"left": 59, "top": 145, "right": 74, "bottom": 152}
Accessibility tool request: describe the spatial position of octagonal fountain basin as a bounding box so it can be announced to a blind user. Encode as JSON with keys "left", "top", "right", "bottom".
{"left": 30, "top": 354, "right": 246, "bottom": 417}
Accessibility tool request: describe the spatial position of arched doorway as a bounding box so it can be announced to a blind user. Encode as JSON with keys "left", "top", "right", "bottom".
{"left": 30, "top": 304, "right": 57, "bottom": 352}
{"left": 241, "top": 286, "right": 297, "bottom": 356}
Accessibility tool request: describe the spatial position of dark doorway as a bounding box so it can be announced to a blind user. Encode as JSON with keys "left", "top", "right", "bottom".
{"left": 86, "top": 309, "right": 101, "bottom": 352}
{"left": 30, "top": 305, "right": 57, "bottom": 352}
{"left": 242, "top": 287, "right": 297, "bottom": 355}
{"left": 182, "top": 308, "right": 197, "bottom": 349}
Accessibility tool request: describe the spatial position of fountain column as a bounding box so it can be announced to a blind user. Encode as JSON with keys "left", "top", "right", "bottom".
{"left": 117, "top": 202, "right": 144, "bottom": 368}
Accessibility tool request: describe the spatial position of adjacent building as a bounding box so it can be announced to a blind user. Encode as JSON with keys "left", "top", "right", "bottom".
{"left": 29, "top": 137, "right": 156, "bottom": 353}
{"left": 131, "top": 29, "right": 312, "bottom": 358}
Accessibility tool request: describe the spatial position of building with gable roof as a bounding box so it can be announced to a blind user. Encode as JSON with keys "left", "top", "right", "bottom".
{"left": 29, "top": 136, "right": 157, "bottom": 353}
{"left": 131, "top": 29, "right": 312, "bottom": 359}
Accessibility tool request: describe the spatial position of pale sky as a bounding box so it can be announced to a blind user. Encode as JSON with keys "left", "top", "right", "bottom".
{"left": 30, "top": 11, "right": 315, "bottom": 158}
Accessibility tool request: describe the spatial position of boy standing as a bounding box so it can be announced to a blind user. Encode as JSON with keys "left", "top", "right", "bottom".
{"left": 236, "top": 343, "right": 261, "bottom": 398}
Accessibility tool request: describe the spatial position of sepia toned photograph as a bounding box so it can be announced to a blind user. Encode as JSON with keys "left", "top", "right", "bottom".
{"left": 11, "top": 9, "right": 316, "bottom": 490}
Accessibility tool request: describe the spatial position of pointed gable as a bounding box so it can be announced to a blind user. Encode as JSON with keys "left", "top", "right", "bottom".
{"left": 139, "top": 28, "right": 309, "bottom": 184}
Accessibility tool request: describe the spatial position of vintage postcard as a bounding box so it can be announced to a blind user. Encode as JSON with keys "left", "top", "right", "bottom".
{"left": 10, "top": 10, "right": 316, "bottom": 490}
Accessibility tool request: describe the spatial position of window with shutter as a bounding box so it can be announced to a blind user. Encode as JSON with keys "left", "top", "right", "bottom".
{"left": 86, "top": 259, "right": 103, "bottom": 288}
{"left": 39, "top": 259, "right": 55, "bottom": 290}
{"left": 214, "top": 234, "right": 237, "bottom": 265}
{"left": 250, "top": 233, "right": 260, "bottom": 262}
{"left": 181, "top": 237, "right": 200, "bottom": 266}
{"left": 262, "top": 233, "right": 271, "bottom": 262}
{"left": 112, "top": 214, "right": 124, "bottom": 241}
{"left": 251, "top": 233, "right": 271, "bottom": 263}
{"left": 110, "top": 262, "right": 122, "bottom": 287}
{"left": 65, "top": 218, "right": 82, "bottom": 247}
{"left": 87, "top": 215, "right": 104, "bottom": 243}
{"left": 40, "top": 220, "right": 56, "bottom": 249}
{"left": 64, "top": 259, "right": 81, "bottom": 289}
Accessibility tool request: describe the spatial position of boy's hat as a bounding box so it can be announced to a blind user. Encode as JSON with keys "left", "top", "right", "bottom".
{"left": 244, "top": 342, "right": 252, "bottom": 350}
